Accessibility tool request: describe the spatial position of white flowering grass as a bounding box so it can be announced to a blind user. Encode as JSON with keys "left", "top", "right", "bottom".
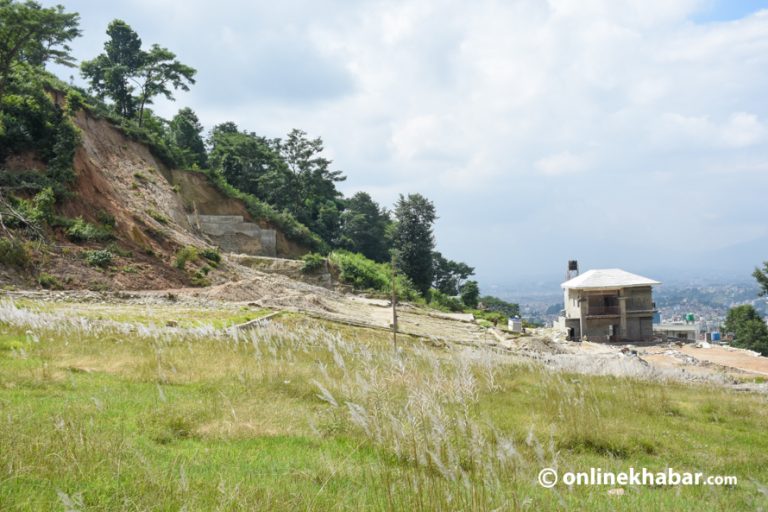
{"left": 0, "top": 299, "right": 766, "bottom": 510}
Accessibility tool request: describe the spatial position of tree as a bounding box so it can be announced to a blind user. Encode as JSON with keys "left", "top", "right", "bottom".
{"left": 169, "top": 107, "right": 206, "bottom": 168}
{"left": 460, "top": 280, "right": 480, "bottom": 308}
{"left": 134, "top": 44, "right": 196, "bottom": 126}
{"left": 81, "top": 20, "right": 141, "bottom": 118}
{"left": 723, "top": 304, "right": 768, "bottom": 356}
{"left": 338, "top": 192, "right": 391, "bottom": 262}
{"left": 275, "top": 129, "right": 345, "bottom": 243}
{"left": 81, "top": 19, "right": 195, "bottom": 125}
{"left": 392, "top": 193, "right": 436, "bottom": 296}
{"left": 211, "top": 126, "right": 346, "bottom": 246}
{"left": 0, "top": 0, "right": 80, "bottom": 101}
{"left": 479, "top": 296, "right": 520, "bottom": 318}
{"left": 754, "top": 261, "right": 768, "bottom": 297}
{"left": 208, "top": 122, "right": 294, "bottom": 205}
{"left": 432, "top": 251, "right": 475, "bottom": 295}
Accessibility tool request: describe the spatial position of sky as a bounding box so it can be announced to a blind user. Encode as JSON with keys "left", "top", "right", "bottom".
{"left": 48, "top": 0, "right": 768, "bottom": 289}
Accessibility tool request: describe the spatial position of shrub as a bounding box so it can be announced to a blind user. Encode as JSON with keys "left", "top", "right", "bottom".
{"left": 1, "top": 188, "right": 56, "bottom": 231}
{"left": 83, "top": 249, "right": 113, "bottom": 268}
{"left": 31, "top": 187, "right": 56, "bottom": 223}
{"left": 429, "top": 289, "right": 465, "bottom": 312}
{"left": 66, "top": 217, "right": 113, "bottom": 243}
{"left": 200, "top": 248, "right": 221, "bottom": 265}
{"left": 148, "top": 209, "right": 169, "bottom": 225}
{"left": 96, "top": 210, "right": 116, "bottom": 227}
{"left": 175, "top": 246, "right": 198, "bottom": 270}
{"left": 301, "top": 253, "right": 326, "bottom": 274}
{"left": 330, "top": 251, "right": 387, "bottom": 290}
{"left": 472, "top": 309, "right": 508, "bottom": 325}
{"left": 190, "top": 269, "right": 210, "bottom": 287}
{"left": 38, "top": 273, "right": 63, "bottom": 290}
{"left": 0, "top": 238, "right": 30, "bottom": 268}
{"left": 328, "top": 251, "right": 419, "bottom": 300}
{"left": 106, "top": 242, "right": 132, "bottom": 257}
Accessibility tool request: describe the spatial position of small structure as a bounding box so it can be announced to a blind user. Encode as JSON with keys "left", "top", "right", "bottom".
{"left": 507, "top": 316, "right": 523, "bottom": 333}
{"left": 653, "top": 323, "right": 699, "bottom": 341}
{"left": 559, "top": 268, "right": 660, "bottom": 342}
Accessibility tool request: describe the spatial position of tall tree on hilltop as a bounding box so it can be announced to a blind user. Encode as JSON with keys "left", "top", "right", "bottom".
{"left": 0, "top": 0, "right": 81, "bottom": 102}
{"left": 134, "top": 44, "right": 195, "bottom": 126}
{"left": 392, "top": 193, "right": 436, "bottom": 296}
{"left": 275, "top": 129, "right": 346, "bottom": 241}
{"left": 338, "top": 192, "right": 392, "bottom": 262}
{"left": 81, "top": 19, "right": 195, "bottom": 125}
{"left": 81, "top": 20, "right": 141, "bottom": 118}
{"left": 169, "top": 107, "right": 206, "bottom": 168}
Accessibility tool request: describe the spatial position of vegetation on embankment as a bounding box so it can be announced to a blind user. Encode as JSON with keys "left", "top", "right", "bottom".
{"left": 1, "top": 299, "right": 765, "bottom": 510}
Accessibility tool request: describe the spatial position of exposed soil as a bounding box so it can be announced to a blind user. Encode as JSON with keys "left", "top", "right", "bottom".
{"left": 6, "top": 268, "right": 766, "bottom": 394}
{"left": 1, "top": 105, "right": 310, "bottom": 291}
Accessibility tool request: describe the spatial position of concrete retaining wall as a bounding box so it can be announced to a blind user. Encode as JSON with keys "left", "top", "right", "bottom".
{"left": 188, "top": 214, "right": 277, "bottom": 257}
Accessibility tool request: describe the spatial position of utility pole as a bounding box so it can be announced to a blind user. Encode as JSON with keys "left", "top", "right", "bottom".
{"left": 391, "top": 253, "right": 398, "bottom": 350}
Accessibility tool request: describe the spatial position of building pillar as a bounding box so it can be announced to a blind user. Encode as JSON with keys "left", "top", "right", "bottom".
{"left": 618, "top": 296, "right": 628, "bottom": 340}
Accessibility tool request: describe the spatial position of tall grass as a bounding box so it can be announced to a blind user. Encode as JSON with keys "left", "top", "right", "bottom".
{"left": 0, "top": 300, "right": 766, "bottom": 510}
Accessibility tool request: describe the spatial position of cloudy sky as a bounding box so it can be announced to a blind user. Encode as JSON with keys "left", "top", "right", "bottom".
{"left": 50, "top": 0, "right": 768, "bottom": 288}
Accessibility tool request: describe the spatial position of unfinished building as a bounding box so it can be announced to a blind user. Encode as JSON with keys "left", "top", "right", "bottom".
{"left": 559, "top": 268, "right": 661, "bottom": 342}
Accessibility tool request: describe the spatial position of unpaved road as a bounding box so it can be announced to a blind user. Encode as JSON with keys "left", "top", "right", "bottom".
{"left": 4, "top": 271, "right": 767, "bottom": 393}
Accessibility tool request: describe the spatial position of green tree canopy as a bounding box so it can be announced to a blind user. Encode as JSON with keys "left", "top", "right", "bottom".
{"left": 275, "top": 129, "right": 345, "bottom": 243}
{"left": 753, "top": 261, "right": 768, "bottom": 297}
{"left": 169, "top": 107, "right": 206, "bottom": 168}
{"left": 392, "top": 193, "right": 436, "bottom": 296}
{"left": 0, "top": 0, "right": 80, "bottom": 101}
{"left": 460, "top": 280, "right": 480, "bottom": 309}
{"left": 723, "top": 304, "right": 768, "bottom": 356}
{"left": 208, "top": 122, "right": 296, "bottom": 208}
{"left": 210, "top": 125, "right": 345, "bottom": 247}
{"left": 134, "top": 44, "right": 196, "bottom": 126}
{"left": 432, "top": 251, "right": 475, "bottom": 295}
{"left": 338, "top": 192, "right": 391, "bottom": 262}
{"left": 479, "top": 296, "right": 520, "bottom": 318}
{"left": 81, "top": 19, "right": 195, "bottom": 125}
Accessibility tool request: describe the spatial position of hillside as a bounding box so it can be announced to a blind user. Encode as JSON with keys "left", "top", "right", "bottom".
{"left": 1, "top": 96, "right": 311, "bottom": 291}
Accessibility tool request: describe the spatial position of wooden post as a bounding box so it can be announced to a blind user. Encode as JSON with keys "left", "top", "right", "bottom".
{"left": 391, "top": 253, "right": 398, "bottom": 350}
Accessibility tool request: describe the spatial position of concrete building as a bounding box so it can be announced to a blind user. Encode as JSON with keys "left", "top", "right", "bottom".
{"left": 507, "top": 317, "right": 523, "bottom": 333}
{"left": 560, "top": 268, "right": 661, "bottom": 342}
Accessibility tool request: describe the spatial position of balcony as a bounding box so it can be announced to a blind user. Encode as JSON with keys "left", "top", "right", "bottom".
{"left": 625, "top": 298, "right": 655, "bottom": 313}
{"left": 586, "top": 305, "right": 620, "bottom": 316}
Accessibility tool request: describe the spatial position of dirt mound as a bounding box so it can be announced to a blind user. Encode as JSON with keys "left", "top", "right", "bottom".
{"left": 515, "top": 336, "right": 570, "bottom": 355}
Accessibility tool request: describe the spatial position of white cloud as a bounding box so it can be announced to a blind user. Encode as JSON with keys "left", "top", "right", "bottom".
{"left": 535, "top": 151, "right": 591, "bottom": 176}
{"left": 720, "top": 112, "right": 766, "bottom": 147}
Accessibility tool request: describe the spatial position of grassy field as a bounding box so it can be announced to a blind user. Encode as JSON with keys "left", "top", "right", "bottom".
{"left": 0, "top": 299, "right": 767, "bottom": 511}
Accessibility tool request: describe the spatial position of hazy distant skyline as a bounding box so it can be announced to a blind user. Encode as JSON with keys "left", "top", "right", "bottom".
{"left": 51, "top": 0, "right": 768, "bottom": 288}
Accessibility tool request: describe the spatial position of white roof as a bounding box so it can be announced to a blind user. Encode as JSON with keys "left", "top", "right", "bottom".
{"left": 561, "top": 269, "right": 661, "bottom": 290}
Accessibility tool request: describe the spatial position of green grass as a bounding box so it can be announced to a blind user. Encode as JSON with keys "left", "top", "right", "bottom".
{"left": 12, "top": 301, "right": 270, "bottom": 329}
{"left": 0, "top": 300, "right": 766, "bottom": 511}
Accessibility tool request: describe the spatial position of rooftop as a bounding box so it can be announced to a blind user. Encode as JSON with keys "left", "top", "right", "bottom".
{"left": 561, "top": 268, "right": 661, "bottom": 290}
